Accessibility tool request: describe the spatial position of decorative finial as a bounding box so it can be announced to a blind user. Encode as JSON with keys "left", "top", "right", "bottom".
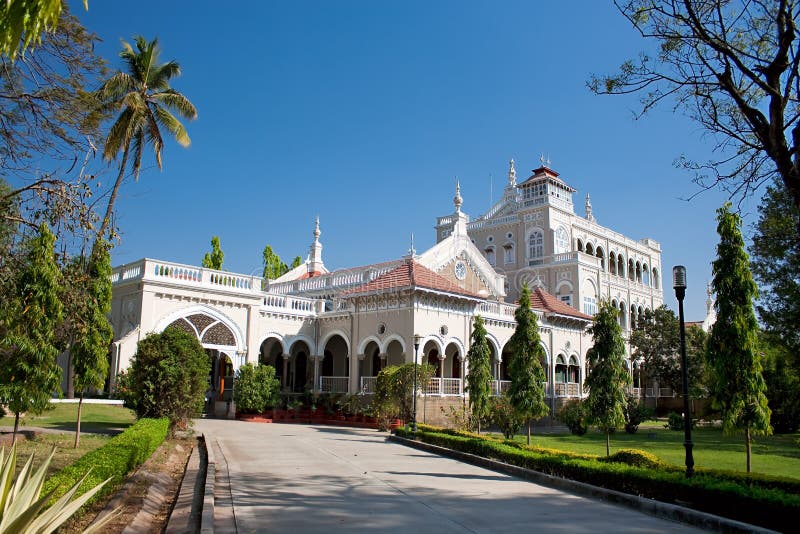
{"left": 409, "top": 233, "right": 416, "bottom": 257}
{"left": 585, "top": 193, "right": 594, "bottom": 222}
{"left": 508, "top": 158, "right": 516, "bottom": 185}
{"left": 314, "top": 215, "right": 320, "bottom": 239}
{"left": 454, "top": 178, "right": 463, "bottom": 212}
{"left": 546, "top": 154, "right": 551, "bottom": 168}
{"left": 540, "top": 153, "right": 546, "bottom": 166}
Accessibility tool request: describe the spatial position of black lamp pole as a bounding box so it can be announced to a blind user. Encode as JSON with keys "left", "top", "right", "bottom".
{"left": 413, "top": 334, "right": 421, "bottom": 437}
{"left": 673, "top": 265, "right": 695, "bottom": 478}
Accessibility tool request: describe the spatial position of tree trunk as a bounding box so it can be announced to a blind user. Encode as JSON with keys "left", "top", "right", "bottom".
{"left": 745, "top": 426, "right": 752, "bottom": 473}
{"left": 12, "top": 411, "right": 20, "bottom": 445}
{"left": 527, "top": 419, "right": 531, "bottom": 445}
{"left": 96, "top": 142, "right": 131, "bottom": 244}
{"left": 74, "top": 392, "right": 84, "bottom": 448}
{"left": 606, "top": 431, "right": 610, "bottom": 456}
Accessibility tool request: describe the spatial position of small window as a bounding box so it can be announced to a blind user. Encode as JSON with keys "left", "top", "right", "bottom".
{"left": 555, "top": 227, "right": 569, "bottom": 254}
{"left": 503, "top": 244, "right": 515, "bottom": 264}
{"left": 528, "top": 230, "right": 544, "bottom": 259}
{"left": 583, "top": 296, "right": 597, "bottom": 316}
{"left": 485, "top": 247, "right": 496, "bottom": 266}
{"left": 560, "top": 295, "right": 572, "bottom": 307}
{"left": 487, "top": 235, "right": 494, "bottom": 243}
{"left": 506, "top": 232, "right": 513, "bottom": 239}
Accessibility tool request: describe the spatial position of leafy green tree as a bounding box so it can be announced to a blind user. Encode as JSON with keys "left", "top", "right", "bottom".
{"left": 291, "top": 255, "right": 303, "bottom": 269}
{"left": 750, "top": 180, "right": 800, "bottom": 361}
{"left": 262, "top": 245, "right": 289, "bottom": 279}
{"left": 490, "top": 393, "right": 524, "bottom": 439}
{"left": 0, "top": 0, "right": 87, "bottom": 60}
{"left": 557, "top": 399, "right": 588, "bottom": 436}
{"left": 465, "top": 315, "right": 492, "bottom": 433}
{"left": 590, "top": 1, "right": 800, "bottom": 218}
{"left": 706, "top": 203, "right": 771, "bottom": 472}
{"left": 121, "top": 327, "right": 210, "bottom": 432}
{"left": 585, "top": 300, "right": 631, "bottom": 456}
{"left": 202, "top": 236, "right": 224, "bottom": 270}
{"left": 374, "top": 363, "right": 435, "bottom": 425}
{"left": 760, "top": 333, "right": 800, "bottom": 434}
{"left": 233, "top": 363, "right": 280, "bottom": 414}
{"left": 70, "top": 240, "right": 113, "bottom": 448}
{"left": 508, "top": 284, "right": 549, "bottom": 445}
{"left": 95, "top": 36, "right": 197, "bottom": 242}
{"left": 0, "top": 223, "right": 63, "bottom": 443}
{"left": 630, "top": 305, "right": 707, "bottom": 397}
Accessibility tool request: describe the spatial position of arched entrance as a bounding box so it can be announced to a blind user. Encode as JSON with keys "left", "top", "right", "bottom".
{"left": 289, "top": 340, "right": 312, "bottom": 393}
{"left": 321, "top": 334, "right": 349, "bottom": 393}
{"left": 259, "top": 336, "right": 284, "bottom": 384}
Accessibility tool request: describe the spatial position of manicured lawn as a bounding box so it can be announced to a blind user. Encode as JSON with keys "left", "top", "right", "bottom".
{"left": 1, "top": 403, "right": 136, "bottom": 434}
{"left": 2, "top": 432, "right": 112, "bottom": 478}
{"left": 504, "top": 421, "right": 800, "bottom": 479}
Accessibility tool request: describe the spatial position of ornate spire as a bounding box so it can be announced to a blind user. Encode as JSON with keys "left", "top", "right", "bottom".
{"left": 454, "top": 178, "right": 463, "bottom": 213}
{"left": 308, "top": 216, "right": 324, "bottom": 275}
{"left": 508, "top": 158, "right": 516, "bottom": 186}
{"left": 408, "top": 233, "right": 416, "bottom": 257}
{"left": 585, "top": 193, "right": 594, "bottom": 222}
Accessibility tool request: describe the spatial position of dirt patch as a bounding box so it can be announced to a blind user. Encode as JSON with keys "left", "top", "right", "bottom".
{"left": 60, "top": 436, "right": 194, "bottom": 534}
{"left": 0, "top": 430, "right": 40, "bottom": 445}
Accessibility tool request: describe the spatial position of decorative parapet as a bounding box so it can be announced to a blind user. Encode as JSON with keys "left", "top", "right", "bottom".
{"left": 111, "top": 259, "right": 264, "bottom": 295}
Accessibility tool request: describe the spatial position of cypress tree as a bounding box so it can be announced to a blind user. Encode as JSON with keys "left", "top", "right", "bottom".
{"left": 465, "top": 315, "right": 492, "bottom": 433}
{"left": 585, "top": 300, "right": 630, "bottom": 456}
{"left": 508, "top": 284, "right": 549, "bottom": 445}
{"left": 71, "top": 240, "right": 114, "bottom": 447}
{"left": 707, "top": 203, "right": 771, "bottom": 472}
{"left": 0, "top": 224, "right": 63, "bottom": 443}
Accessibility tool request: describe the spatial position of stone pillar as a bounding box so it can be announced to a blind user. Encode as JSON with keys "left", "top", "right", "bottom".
{"left": 281, "top": 354, "right": 290, "bottom": 390}
{"left": 458, "top": 356, "right": 465, "bottom": 395}
{"left": 312, "top": 354, "right": 322, "bottom": 392}
{"left": 355, "top": 353, "right": 366, "bottom": 393}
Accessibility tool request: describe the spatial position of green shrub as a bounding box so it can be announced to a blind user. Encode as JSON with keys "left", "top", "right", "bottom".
{"left": 490, "top": 393, "right": 524, "bottom": 439}
{"left": 374, "top": 363, "right": 435, "bottom": 423}
{"left": 601, "top": 448, "right": 663, "bottom": 469}
{"left": 42, "top": 417, "right": 169, "bottom": 508}
{"left": 120, "top": 327, "right": 210, "bottom": 430}
{"left": 234, "top": 363, "right": 280, "bottom": 414}
{"left": 557, "top": 399, "right": 588, "bottom": 435}
{"left": 623, "top": 395, "right": 653, "bottom": 434}
{"left": 666, "top": 411, "right": 696, "bottom": 431}
{"left": 394, "top": 425, "right": 799, "bottom": 531}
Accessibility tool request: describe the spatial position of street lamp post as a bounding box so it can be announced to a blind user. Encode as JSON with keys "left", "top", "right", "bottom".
{"left": 413, "top": 334, "right": 421, "bottom": 437}
{"left": 673, "top": 265, "right": 695, "bottom": 478}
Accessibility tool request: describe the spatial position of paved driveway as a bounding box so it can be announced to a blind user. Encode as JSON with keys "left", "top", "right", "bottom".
{"left": 195, "top": 419, "right": 698, "bottom": 533}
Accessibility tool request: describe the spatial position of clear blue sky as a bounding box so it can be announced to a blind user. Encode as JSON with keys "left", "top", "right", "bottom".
{"left": 71, "top": 0, "right": 763, "bottom": 321}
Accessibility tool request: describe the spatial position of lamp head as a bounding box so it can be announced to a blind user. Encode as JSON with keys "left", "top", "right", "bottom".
{"left": 673, "top": 265, "right": 687, "bottom": 290}
{"left": 413, "top": 333, "right": 421, "bottom": 349}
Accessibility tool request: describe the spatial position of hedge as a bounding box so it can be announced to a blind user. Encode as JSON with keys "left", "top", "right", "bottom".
{"left": 396, "top": 425, "right": 799, "bottom": 532}
{"left": 43, "top": 417, "right": 170, "bottom": 506}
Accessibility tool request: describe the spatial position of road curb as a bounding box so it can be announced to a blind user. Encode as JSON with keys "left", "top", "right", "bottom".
{"left": 388, "top": 435, "right": 777, "bottom": 534}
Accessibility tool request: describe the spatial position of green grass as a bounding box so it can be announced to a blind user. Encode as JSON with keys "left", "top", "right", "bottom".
{"left": 1, "top": 403, "right": 136, "bottom": 434}
{"left": 3, "top": 433, "right": 112, "bottom": 478}
{"left": 503, "top": 421, "right": 800, "bottom": 479}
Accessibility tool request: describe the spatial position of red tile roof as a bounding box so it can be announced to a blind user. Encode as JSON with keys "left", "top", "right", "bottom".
{"left": 530, "top": 287, "right": 593, "bottom": 320}
{"left": 342, "top": 259, "right": 481, "bottom": 298}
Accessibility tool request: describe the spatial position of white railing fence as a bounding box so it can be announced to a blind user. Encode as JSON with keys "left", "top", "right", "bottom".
{"left": 319, "top": 376, "right": 349, "bottom": 393}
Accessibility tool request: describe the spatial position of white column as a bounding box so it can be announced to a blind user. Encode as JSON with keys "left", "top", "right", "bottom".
{"left": 313, "top": 354, "right": 322, "bottom": 392}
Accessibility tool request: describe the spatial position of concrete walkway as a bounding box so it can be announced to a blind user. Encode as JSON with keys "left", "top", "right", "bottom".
{"left": 195, "top": 419, "right": 700, "bottom": 533}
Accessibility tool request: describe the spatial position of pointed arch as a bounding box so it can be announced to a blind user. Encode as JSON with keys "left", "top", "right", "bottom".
{"left": 358, "top": 335, "right": 382, "bottom": 356}
{"left": 320, "top": 329, "right": 351, "bottom": 355}
{"left": 380, "top": 334, "right": 407, "bottom": 355}
{"left": 154, "top": 304, "right": 244, "bottom": 352}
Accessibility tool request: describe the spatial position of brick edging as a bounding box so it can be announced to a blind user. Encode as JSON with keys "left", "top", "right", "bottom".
{"left": 388, "top": 435, "right": 777, "bottom": 534}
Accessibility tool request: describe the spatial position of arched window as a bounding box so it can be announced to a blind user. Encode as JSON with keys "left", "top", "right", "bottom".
{"left": 485, "top": 246, "right": 496, "bottom": 266}
{"left": 652, "top": 268, "right": 660, "bottom": 289}
{"left": 528, "top": 230, "right": 543, "bottom": 259}
{"left": 503, "top": 243, "right": 515, "bottom": 264}
{"left": 628, "top": 259, "right": 635, "bottom": 281}
{"left": 585, "top": 242, "right": 594, "bottom": 256}
{"left": 577, "top": 239, "right": 584, "bottom": 252}
{"left": 619, "top": 302, "right": 627, "bottom": 330}
{"left": 642, "top": 264, "right": 650, "bottom": 285}
{"left": 618, "top": 255, "right": 625, "bottom": 278}
{"left": 596, "top": 246, "right": 605, "bottom": 270}
{"left": 555, "top": 226, "right": 569, "bottom": 254}
{"left": 609, "top": 252, "right": 617, "bottom": 275}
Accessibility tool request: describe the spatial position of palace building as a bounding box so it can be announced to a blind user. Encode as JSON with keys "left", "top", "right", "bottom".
{"left": 108, "top": 160, "right": 664, "bottom": 419}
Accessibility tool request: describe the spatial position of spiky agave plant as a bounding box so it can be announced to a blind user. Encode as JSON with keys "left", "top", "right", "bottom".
{"left": 0, "top": 445, "right": 114, "bottom": 533}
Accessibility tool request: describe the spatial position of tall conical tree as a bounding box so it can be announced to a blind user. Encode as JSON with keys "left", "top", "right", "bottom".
{"left": 202, "top": 236, "right": 224, "bottom": 270}
{"left": 508, "top": 284, "right": 549, "bottom": 445}
{"left": 95, "top": 36, "right": 197, "bottom": 244}
{"left": 585, "top": 300, "right": 630, "bottom": 456}
{"left": 0, "top": 224, "right": 63, "bottom": 443}
{"left": 71, "top": 240, "right": 113, "bottom": 448}
{"left": 465, "top": 315, "right": 492, "bottom": 433}
{"left": 707, "top": 203, "right": 771, "bottom": 473}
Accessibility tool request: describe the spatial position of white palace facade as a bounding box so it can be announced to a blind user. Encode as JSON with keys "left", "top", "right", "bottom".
{"left": 109, "top": 160, "right": 663, "bottom": 417}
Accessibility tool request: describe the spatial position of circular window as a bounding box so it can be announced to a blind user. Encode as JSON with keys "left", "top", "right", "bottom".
{"left": 440, "top": 325, "right": 448, "bottom": 336}
{"left": 487, "top": 236, "right": 494, "bottom": 242}
{"left": 378, "top": 323, "right": 386, "bottom": 335}
{"left": 507, "top": 232, "right": 513, "bottom": 239}
{"left": 454, "top": 261, "right": 467, "bottom": 280}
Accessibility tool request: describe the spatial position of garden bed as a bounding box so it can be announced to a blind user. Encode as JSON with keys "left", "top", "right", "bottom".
{"left": 237, "top": 409, "right": 394, "bottom": 429}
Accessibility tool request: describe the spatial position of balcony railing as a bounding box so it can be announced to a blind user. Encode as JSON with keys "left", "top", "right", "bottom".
{"left": 425, "top": 378, "right": 462, "bottom": 396}
{"left": 554, "top": 382, "right": 582, "bottom": 397}
{"left": 319, "top": 376, "right": 349, "bottom": 393}
{"left": 491, "top": 380, "right": 511, "bottom": 396}
{"left": 360, "top": 376, "right": 377, "bottom": 394}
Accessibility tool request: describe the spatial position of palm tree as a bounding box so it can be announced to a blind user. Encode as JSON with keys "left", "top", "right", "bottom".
{"left": 95, "top": 36, "right": 197, "bottom": 242}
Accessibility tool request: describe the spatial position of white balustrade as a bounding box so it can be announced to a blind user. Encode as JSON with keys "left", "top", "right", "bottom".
{"left": 360, "top": 376, "right": 377, "bottom": 394}
{"left": 491, "top": 380, "right": 511, "bottom": 396}
{"left": 320, "top": 376, "right": 349, "bottom": 393}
